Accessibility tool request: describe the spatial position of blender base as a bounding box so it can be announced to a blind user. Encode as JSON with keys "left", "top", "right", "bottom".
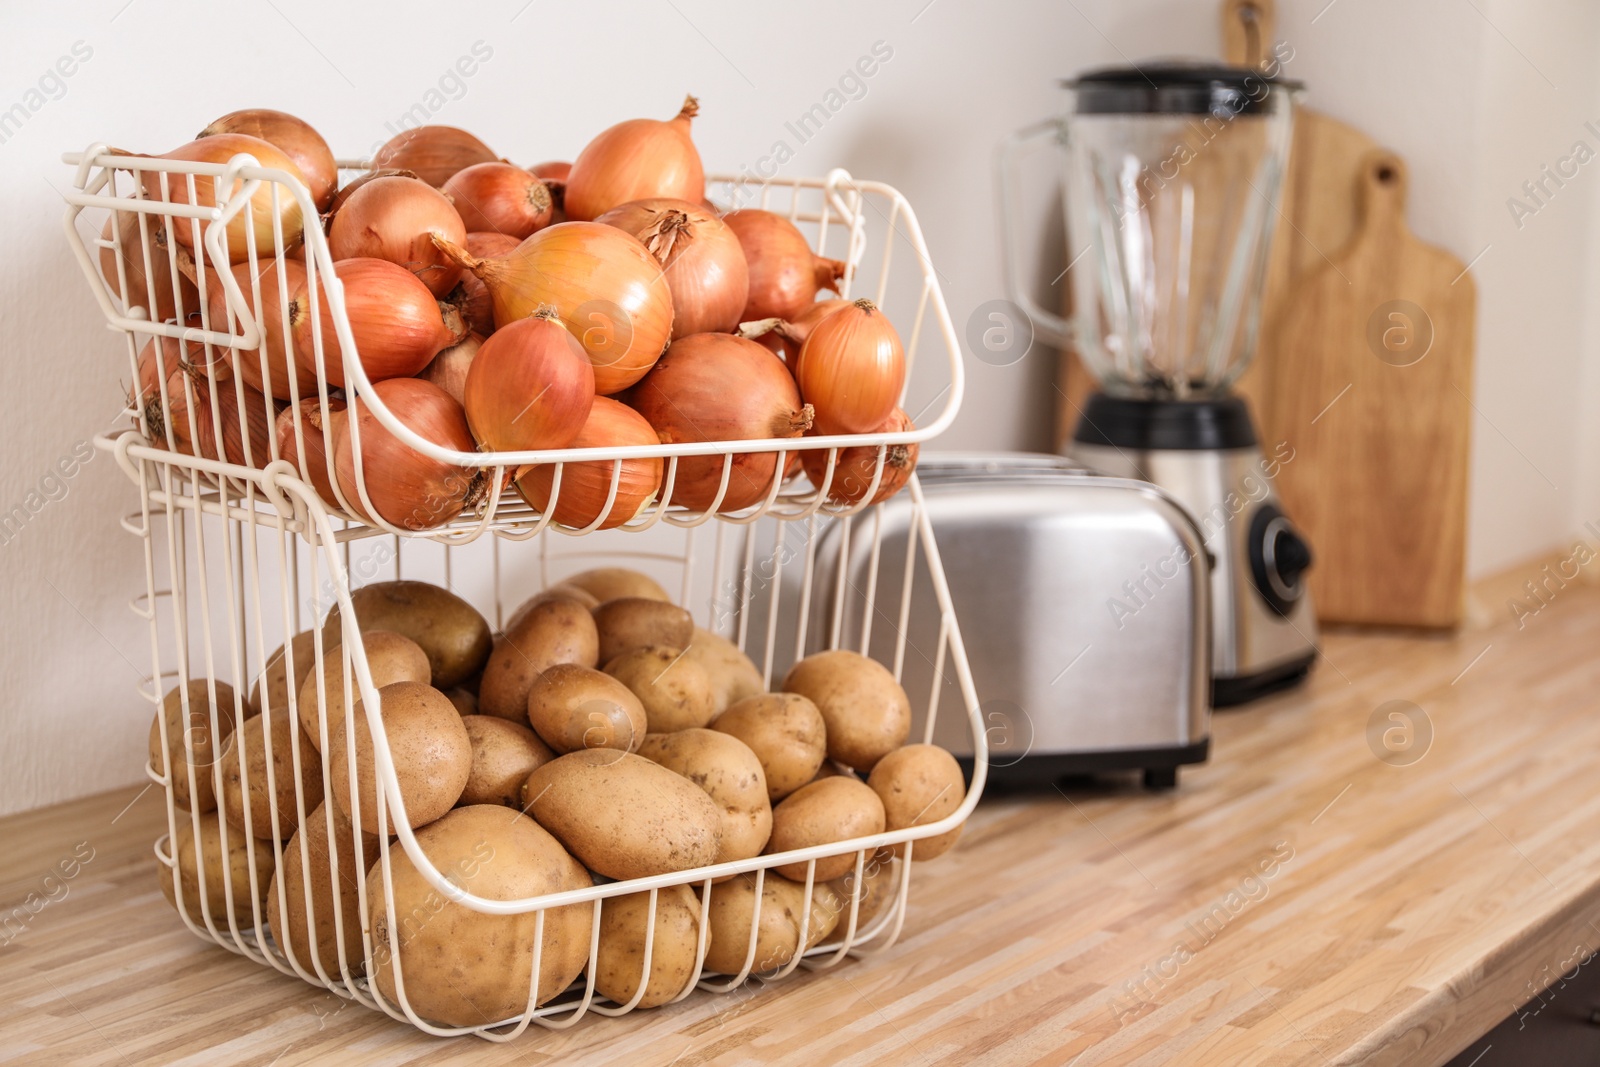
{"left": 1069, "top": 393, "right": 1319, "bottom": 702}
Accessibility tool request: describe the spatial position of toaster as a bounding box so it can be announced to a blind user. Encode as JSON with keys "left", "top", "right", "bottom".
{"left": 737, "top": 452, "right": 1213, "bottom": 790}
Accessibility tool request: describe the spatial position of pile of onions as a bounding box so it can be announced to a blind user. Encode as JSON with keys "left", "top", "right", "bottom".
{"left": 101, "top": 213, "right": 197, "bottom": 323}
{"left": 801, "top": 407, "right": 918, "bottom": 505}
{"left": 626, "top": 333, "right": 812, "bottom": 512}
{"left": 724, "top": 210, "right": 846, "bottom": 322}
{"left": 443, "top": 163, "right": 554, "bottom": 238}
{"left": 463, "top": 310, "right": 594, "bottom": 452}
{"left": 276, "top": 398, "right": 346, "bottom": 503}
{"left": 433, "top": 224, "right": 672, "bottom": 394}
{"left": 198, "top": 108, "right": 338, "bottom": 213}
{"left": 370, "top": 126, "right": 498, "bottom": 187}
{"left": 165, "top": 364, "right": 277, "bottom": 468}
{"left": 740, "top": 297, "right": 850, "bottom": 371}
{"left": 133, "top": 135, "right": 307, "bottom": 262}
{"left": 796, "top": 298, "right": 905, "bottom": 434}
{"left": 334, "top": 378, "right": 483, "bottom": 529}
{"left": 564, "top": 96, "right": 704, "bottom": 222}
{"left": 202, "top": 258, "right": 321, "bottom": 400}
{"left": 597, "top": 198, "right": 748, "bottom": 337}
{"left": 451, "top": 232, "right": 519, "bottom": 335}
{"left": 418, "top": 334, "right": 481, "bottom": 406}
{"left": 515, "top": 397, "right": 662, "bottom": 529}
{"left": 328, "top": 175, "right": 466, "bottom": 296}
{"left": 299, "top": 258, "right": 465, "bottom": 387}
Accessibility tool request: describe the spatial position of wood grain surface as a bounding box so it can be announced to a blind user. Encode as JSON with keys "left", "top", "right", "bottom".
{"left": 2, "top": 556, "right": 1597, "bottom": 1066}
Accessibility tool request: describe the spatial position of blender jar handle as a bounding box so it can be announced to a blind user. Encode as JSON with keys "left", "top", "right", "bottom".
{"left": 995, "top": 118, "right": 1075, "bottom": 351}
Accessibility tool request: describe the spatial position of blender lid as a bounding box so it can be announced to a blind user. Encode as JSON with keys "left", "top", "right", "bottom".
{"left": 1065, "top": 59, "right": 1302, "bottom": 116}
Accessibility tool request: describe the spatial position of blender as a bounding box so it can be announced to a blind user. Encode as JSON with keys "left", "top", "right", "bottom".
{"left": 999, "top": 62, "right": 1317, "bottom": 704}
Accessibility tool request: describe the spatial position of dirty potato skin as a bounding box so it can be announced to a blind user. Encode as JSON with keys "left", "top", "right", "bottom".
{"left": 593, "top": 597, "right": 694, "bottom": 666}
{"left": 867, "top": 744, "right": 966, "bottom": 860}
{"left": 478, "top": 596, "right": 599, "bottom": 721}
{"left": 766, "top": 776, "right": 886, "bottom": 881}
{"left": 327, "top": 580, "right": 493, "bottom": 688}
{"left": 637, "top": 729, "right": 771, "bottom": 869}
{"left": 328, "top": 680, "right": 472, "bottom": 834}
{"left": 594, "top": 884, "right": 705, "bottom": 1008}
{"left": 781, "top": 650, "right": 911, "bottom": 773}
{"left": 702, "top": 872, "right": 841, "bottom": 974}
{"left": 368, "top": 806, "right": 593, "bottom": 1025}
{"left": 710, "top": 693, "right": 827, "bottom": 801}
{"left": 458, "top": 715, "right": 555, "bottom": 808}
{"left": 521, "top": 750, "right": 721, "bottom": 880}
{"left": 603, "top": 646, "right": 717, "bottom": 733}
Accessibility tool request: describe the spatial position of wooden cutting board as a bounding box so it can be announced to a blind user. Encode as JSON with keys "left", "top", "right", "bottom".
{"left": 1267, "top": 151, "right": 1476, "bottom": 627}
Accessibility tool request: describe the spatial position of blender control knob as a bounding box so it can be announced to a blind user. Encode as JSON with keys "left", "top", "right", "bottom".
{"left": 1248, "top": 505, "right": 1312, "bottom": 617}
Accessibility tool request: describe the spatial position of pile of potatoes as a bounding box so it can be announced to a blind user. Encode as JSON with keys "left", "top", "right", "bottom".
{"left": 151, "top": 566, "right": 967, "bottom": 1026}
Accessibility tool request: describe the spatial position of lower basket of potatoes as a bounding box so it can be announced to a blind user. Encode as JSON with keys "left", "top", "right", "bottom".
{"left": 73, "top": 92, "right": 978, "bottom": 1037}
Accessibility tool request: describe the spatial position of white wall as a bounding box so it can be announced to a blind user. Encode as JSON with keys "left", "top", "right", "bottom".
{"left": 1, "top": 0, "right": 1596, "bottom": 816}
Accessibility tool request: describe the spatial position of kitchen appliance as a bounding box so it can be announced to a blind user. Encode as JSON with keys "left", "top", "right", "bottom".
{"left": 999, "top": 61, "right": 1318, "bottom": 703}
{"left": 739, "top": 453, "right": 1212, "bottom": 789}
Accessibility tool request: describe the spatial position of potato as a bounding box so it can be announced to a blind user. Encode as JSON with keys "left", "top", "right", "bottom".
{"left": 521, "top": 750, "right": 720, "bottom": 880}
{"left": 562, "top": 566, "right": 671, "bottom": 604}
{"left": 250, "top": 629, "right": 326, "bottom": 717}
{"left": 326, "top": 580, "right": 492, "bottom": 689}
{"left": 221, "top": 709, "right": 322, "bottom": 840}
{"left": 159, "top": 814, "right": 273, "bottom": 926}
{"left": 830, "top": 851, "right": 899, "bottom": 928}
{"left": 443, "top": 686, "right": 477, "bottom": 716}
{"left": 682, "top": 628, "right": 764, "bottom": 715}
{"left": 638, "top": 729, "right": 771, "bottom": 869}
{"left": 458, "top": 715, "right": 555, "bottom": 808}
{"left": 766, "top": 777, "right": 886, "bottom": 881}
{"left": 868, "top": 744, "right": 966, "bottom": 860}
{"left": 298, "top": 630, "right": 430, "bottom": 751}
{"left": 593, "top": 598, "right": 694, "bottom": 666}
{"left": 782, "top": 651, "right": 911, "bottom": 773}
{"left": 526, "top": 664, "right": 646, "bottom": 754}
{"left": 711, "top": 693, "right": 826, "bottom": 801}
{"left": 478, "top": 596, "right": 598, "bottom": 721}
{"left": 594, "top": 885, "right": 705, "bottom": 1008}
{"left": 328, "top": 681, "right": 472, "bottom": 835}
{"left": 603, "top": 647, "right": 716, "bottom": 734}
{"left": 266, "top": 801, "right": 378, "bottom": 976}
{"left": 702, "top": 872, "right": 841, "bottom": 974}
{"left": 505, "top": 583, "right": 601, "bottom": 633}
{"left": 149, "top": 680, "right": 240, "bottom": 815}
{"left": 369, "top": 806, "right": 592, "bottom": 1025}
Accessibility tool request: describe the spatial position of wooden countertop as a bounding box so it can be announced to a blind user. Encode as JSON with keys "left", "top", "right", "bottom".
{"left": 4, "top": 557, "right": 1598, "bottom": 1066}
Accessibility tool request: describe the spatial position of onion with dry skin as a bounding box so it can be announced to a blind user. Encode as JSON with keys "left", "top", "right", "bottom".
{"left": 370, "top": 126, "right": 498, "bottom": 187}
{"left": 417, "top": 334, "right": 481, "bottom": 406}
{"left": 529, "top": 161, "right": 570, "bottom": 222}
{"left": 334, "top": 378, "right": 483, "bottom": 529}
{"left": 198, "top": 108, "right": 337, "bottom": 212}
{"left": 433, "top": 224, "right": 673, "bottom": 394}
{"left": 443, "top": 163, "right": 554, "bottom": 239}
{"left": 626, "top": 333, "right": 812, "bottom": 512}
{"left": 322, "top": 167, "right": 415, "bottom": 222}
{"left": 801, "top": 407, "right": 918, "bottom": 505}
{"left": 463, "top": 309, "right": 595, "bottom": 453}
{"left": 597, "top": 198, "right": 748, "bottom": 337}
{"left": 132, "top": 336, "right": 212, "bottom": 444}
{"left": 450, "top": 232, "right": 519, "bottom": 336}
{"left": 515, "top": 397, "right": 663, "bottom": 529}
{"left": 297, "top": 258, "right": 464, "bottom": 388}
{"left": 276, "top": 398, "right": 346, "bottom": 505}
{"left": 724, "top": 210, "right": 846, "bottom": 322}
{"left": 328, "top": 175, "right": 465, "bottom": 296}
{"left": 167, "top": 368, "right": 277, "bottom": 469}
{"left": 201, "top": 258, "right": 322, "bottom": 401}
{"left": 565, "top": 96, "right": 705, "bottom": 222}
{"left": 100, "top": 214, "right": 197, "bottom": 323}
{"left": 740, "top": 297, "right": 850, "bottom": 372}
{"left": 131, "top": 135, "right": 306, "bottom": 262}
{"left": 796, "top": 298, "right": 905, "bottom": 435}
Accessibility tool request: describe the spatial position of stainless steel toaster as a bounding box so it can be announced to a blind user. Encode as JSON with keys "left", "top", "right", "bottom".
{"left": 736, "top": 452, "right": 1212, "bottom": 790}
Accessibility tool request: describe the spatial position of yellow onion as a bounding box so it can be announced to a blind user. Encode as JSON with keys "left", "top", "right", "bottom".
{"left": 515, "top": 397, "right": 662, "bottom": 529}
{"left": 451, "top": 232, "right": 520, "bottom": 336}
{"left": 463, "top": 309, "right": 594, "bottom": 452}
{"left": 626, "top": 333, "right": 812, "bottom": 512}
{"left": 370, "top": 126, "right": 498, "bottom": 187}
{"left": 564, "top": 96, "right": 704, "bottom": 222}
{"left": 276, "top": 398, "right": 346, "bottom": 505}
{"left": 724, "top": 210, "right": 846, "bottom": 322}
{"left": 529, "top": 161, "right": 570, "bottom": 223}
{"left": 100, "top": 213, "right": 198, "bottom": 323}
{"left": 202, "top": 258, "right": 321, "bottom": 400}
{"left": 597, "top": 198, "right": 748, "bottom": 337}
{"left": 297, "top": 258, "right": 465, "bottom": 388}
{"left": 132, "top": 335, "right": 211, "bottom": 443}
{"left": 796, "top": 298, "right": 905, "bottom": 435}
{"left": 167, "top": 366, "right": 278, "bottom": 469}
{"left": 443, "top": 163, "right": 554, "bottom": 239}
{"left": 198, "top": 108, "right": 338, "bottom": 212}
{"left": 132, "top": 134, "right": 307, "bottom": 262}
{"left": 328, "top": 175, "right": 465, "bottom": 296}
{"left": 417, "top": 334, "right": 482, "bottom": 406}
{"left": 740, "top": 297, "right": 850, "bottom": 372}
{"left": 433, "top": 223, "right": 672, "bottom": 394}
{"left": 322, "top": 167, "right": 416, "bottom": 222}
{"left": 334, "top": 378, "right": 483, "bottom": 529}
{"left": 801, "top": 407, "right": 918, "bottom": 505}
